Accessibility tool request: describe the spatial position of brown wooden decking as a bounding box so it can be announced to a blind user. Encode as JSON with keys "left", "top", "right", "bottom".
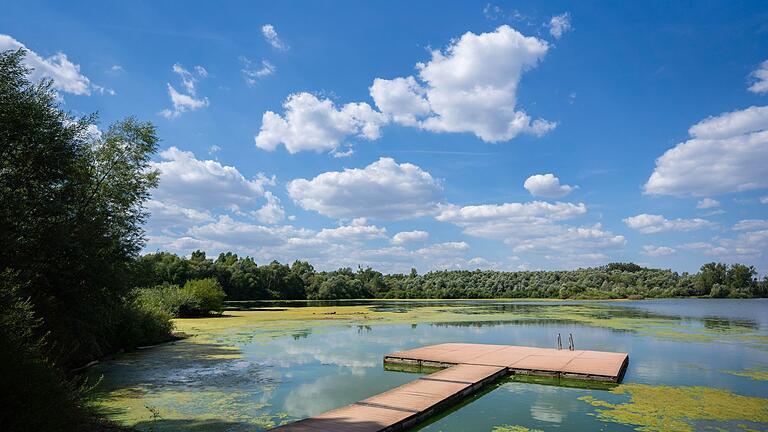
{"left": 271, "top": 343, "right": 628, "bottom": 431}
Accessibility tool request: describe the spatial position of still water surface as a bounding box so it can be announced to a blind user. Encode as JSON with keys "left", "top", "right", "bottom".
{"left": 90, "top": 299, "right": 768, "bottom": 431}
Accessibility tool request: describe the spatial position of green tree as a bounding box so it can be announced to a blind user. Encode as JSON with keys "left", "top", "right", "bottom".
{"left": 182, "top": 278, "right": 226, "bottom": 315}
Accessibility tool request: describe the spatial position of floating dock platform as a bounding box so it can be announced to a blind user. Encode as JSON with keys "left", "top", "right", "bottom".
{"left": 271, "top": 343, "right": 629, "bottom": 431}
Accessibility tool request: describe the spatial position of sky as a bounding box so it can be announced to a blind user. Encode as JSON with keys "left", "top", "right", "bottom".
{"left": 2, "top": 0, "right": 767, "bottom": 274}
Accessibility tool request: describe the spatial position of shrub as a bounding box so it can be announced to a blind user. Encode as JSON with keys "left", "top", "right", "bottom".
{"left": 116, "top": 295, "right": 175, "bottom": 350}
{"left": 182, "top": 278, "right": 226, "bottom": 315}
{"left": 134, "top": 285, "right": 199, "bottom": 317}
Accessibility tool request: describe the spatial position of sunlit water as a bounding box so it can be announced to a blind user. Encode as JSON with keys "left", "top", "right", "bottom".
{"left": 89, "top": 299, "right": 768, "bottom": 431}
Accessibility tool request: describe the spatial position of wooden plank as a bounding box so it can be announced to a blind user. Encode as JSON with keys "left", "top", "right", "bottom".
{"left": 385, "top": 343, "right": 628, "bottom": 380}
{"left": 273, "top": 343, "right": 628, "bottom": 431}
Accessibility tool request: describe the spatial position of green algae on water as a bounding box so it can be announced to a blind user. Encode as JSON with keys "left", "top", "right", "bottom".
{"left": 491, "top": 425, "right": 544, "bottom": 432}
{"left": 725, "top": 368, "right": 768, "bottom": 381}
{"left": 578, "top": 383, "right": 768, "bottom": 432}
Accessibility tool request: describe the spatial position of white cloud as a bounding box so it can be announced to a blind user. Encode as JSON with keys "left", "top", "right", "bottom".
{"left": 732, "top": 219, "right": 768, "bottom": 231}
{"left": 644, "top": 105, "right": 768, "bottom": 196}
{"left": 642, "top": 245, "right": 676, "bottom": 257}
{"left": 696, "top": 198, "right": 720, "bottom": 209}
{"left": 436, "top": 201, "right": 586, "bottom": 225}
{"left": 369, "top": 77, "right": 430, "bottom": 126}
{"left": 262, "top": 24, "right": 288, "bottom": 51}
{"left": 253, "top": 191, "right": 285, "bottom": 224}
{"left": 688, "top": 105, "right": 768, "bottom": 140}
{"left": 241, "top": 57, "right": 275, "bottom": 85}
{"left": 436, "top": 200, "right": 623, "bottom": 267}
{"left": 150, "top": 147, "right": 273, "bottom": 211}
{"left": 374, "top": 25, "right": 555, "bottom": 142}
{"left": 416, "top": 242, "right": 469, "bottom": 256}
{"left": 317, "top": 221, "right": 387, "bottom": 242}
{"left": 761, "top": 196, "right": 768, "bottom": 204}
{"left": 548, "top": 13, "right": 572, "bottom": 39}
{"left": 680, "top": 228, "right": 768, "bottom": 263}
{"left": 145, "top": 199, "right": 213, "bottom": 230}
{"left": 623, "top": 213, "right": 716, "bottom": 234}
{"left": 187, "top": 215, "right": 309, "bottom": 247}
{"left": 392, "top": 230, "right": 429, "bottom": 244}
{"left": 524, "top": 173, "right": 576, "bottom": 198}
{"left": 255, "top": 26, "right": 556, "bottom": 155}
{"left": 255, "top": 92, "right": 387, "bottom": 153}
{"left": 287, "top": 157, "right": 443, "bottom": 220}
{"left": 0, "top": 34, "right": 100, "bottom": 96}
{"left": 749, "top": 60, "right": 768, "bottom": 94}
{"left": 160, "top": 64, "right": 209, "bottom": 118}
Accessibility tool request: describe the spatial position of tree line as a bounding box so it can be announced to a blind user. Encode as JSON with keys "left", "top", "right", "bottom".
{"left": 133, "top": 252, "right": 768, "bottom": 300}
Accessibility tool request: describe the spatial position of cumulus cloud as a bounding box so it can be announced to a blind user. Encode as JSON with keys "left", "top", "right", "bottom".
{"left": 0, "top": 34, "right": 104, "bottom": 96}
{"left": 187, "top": 215, "right": 309, "bottom": 247}
{"left": 641, "top": 245, "right": 676, "bottom": 257}
{"left": 623, "top": 214, "right": 716, "bottom": 234}
{"left": 145, "top": 199, "right": 213, "bottom": 231}
{"left": 436, "top": 201, "right": 586, "bottom": 225}
{"left": 256, "top": 26, "right": 555, "bottom": 155}
{"left": 524, "top": 173, "right": 576, "bottom": 198}
{"left": 373, "top": 25, "right": 555, "bottom": 142}
{"left": 287, "top": 157, "right": 443, "bottom": 219}
{"left": 548, "top": 13, "right": 572, "bottom": 39}
{"left": 732, "top": 219, "right": 768, "bottom": 231}
{"left": 680, "top": 227, "right": 768, "bottom": 263}
{"left": 262, "top": 24, "right": 288, "bottom": 51}
{"left": 696, "top": 198, "right": 720, "bottom": 209}
{"left": 150, "top": 147, "right": 273, "bottom": 211}
{"left": 317, "top": 219, "right": 387, "bottom": 242}
{"left": 392, "top": 230, "right": 429, "bottom": 244}
{"left": 436, "top": 200, "right": 623, "bottom": 266}
{"left": 160, "top": 64, "right": 209, "bottom": 118}
{"left": 253, "top": 191, "right": 286, "bottom": 224}
{"left": 644, "top": 105, "right": 768, "bottom": 196}
{"left": 416, "top": 242, "right": 470, "bottom": 256}
{"left": 255, "top": 92, "right": 387, "bottom": 153}
{"left": 749, "top": 60, "right": 768, "bottom": 94}
{"left": 369, "top": 77, "right": 430, "bottom": 126}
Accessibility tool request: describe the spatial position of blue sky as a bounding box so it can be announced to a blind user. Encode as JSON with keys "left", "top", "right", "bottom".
{"left": 3, "top": 0, "right": 767, "bottom": 274}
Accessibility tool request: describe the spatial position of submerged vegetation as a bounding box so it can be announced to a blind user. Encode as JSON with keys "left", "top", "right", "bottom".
{"left": 133, "top": 252, "right": 768, "bottom": 300}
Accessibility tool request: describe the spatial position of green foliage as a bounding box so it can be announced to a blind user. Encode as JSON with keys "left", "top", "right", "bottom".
{"left": 0, "top": 271, "right": 89, "bottom": 431}
{"left": 117, "top": 294, "right": 175, "bottom": 349}
{"left": 182, "top": 278, "right": 226, "bottom": 315}
{"left": 134, "top": 278, "right": 226, "bottom": 318}
{"left": 134, "top": 250, "right": 768, "bottom": 300}
{"left": 0, "top": 49, "right": 168, "bottom": 431}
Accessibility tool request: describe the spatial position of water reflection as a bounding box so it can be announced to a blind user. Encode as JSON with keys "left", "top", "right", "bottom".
{"left": 90, "top": 299, "right": 768, "bottom": 432}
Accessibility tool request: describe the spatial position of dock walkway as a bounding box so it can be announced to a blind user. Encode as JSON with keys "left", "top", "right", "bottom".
{"left": 271, "top": 343, "right": 628, "bottom": 431}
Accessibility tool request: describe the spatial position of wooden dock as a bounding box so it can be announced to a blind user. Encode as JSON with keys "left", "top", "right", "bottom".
{"left": 271, "top": 343, "right": 628, "bottom": 431}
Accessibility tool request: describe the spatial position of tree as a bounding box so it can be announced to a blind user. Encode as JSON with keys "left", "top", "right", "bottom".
{"left": 0, "top": 48, "right": 159, "bottom": 367}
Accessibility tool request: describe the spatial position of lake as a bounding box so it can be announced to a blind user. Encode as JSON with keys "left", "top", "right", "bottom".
{"left": 89, "top": 299, "right": 768, "bottom": 431}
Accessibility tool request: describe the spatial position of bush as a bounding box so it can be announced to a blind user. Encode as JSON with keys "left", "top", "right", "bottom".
{"left": 116, "top": 296, "right": 175, "bottom": 350}
{"left": 133, "top": 278, "right": 225, "bottom": 318}
{"left": 134, "top": 285, "right": 199, "bottom": 317}
{"left": 182, "top": 278, "right": 226, "bottom": 315}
